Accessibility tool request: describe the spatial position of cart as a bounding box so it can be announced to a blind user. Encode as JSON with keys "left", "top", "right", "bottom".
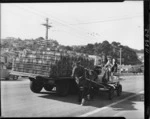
{"left": 85, "top": 67, "right": 122, "bottom": 100}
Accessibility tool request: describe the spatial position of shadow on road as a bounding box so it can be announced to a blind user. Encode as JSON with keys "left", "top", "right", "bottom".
{"left": 111, "top": 93, "right": 144, "bottom": 111}
{"left": 38, "top": 90, "right": 143, "bottom": 110}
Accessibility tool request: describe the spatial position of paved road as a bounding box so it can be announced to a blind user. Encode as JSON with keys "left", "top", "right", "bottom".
{"left": 1, "top": 75, "right": 144, "bottom": 118}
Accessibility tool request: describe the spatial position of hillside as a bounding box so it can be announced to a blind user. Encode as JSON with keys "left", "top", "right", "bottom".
{"left": 133, "top": 49, "right": 144, "bottom": 53}
{"left": 70, "top": 41, "right": 142, "bottom": 65}
{"left": 1, "top": 37, "right": 142, "bottom": 65}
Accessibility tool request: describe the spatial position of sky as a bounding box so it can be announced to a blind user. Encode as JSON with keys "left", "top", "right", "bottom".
{"left": 1, "top": 1, "right": 144, "bottom": 50}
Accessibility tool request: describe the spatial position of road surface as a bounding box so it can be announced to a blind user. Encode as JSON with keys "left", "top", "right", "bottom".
{"left": 1, "top": 75, "right": 144, "bottom": 118}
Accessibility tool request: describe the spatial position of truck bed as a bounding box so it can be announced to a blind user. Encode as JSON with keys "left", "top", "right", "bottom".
{"left": 10, "top": 70, "right": 47, "bottom": 78}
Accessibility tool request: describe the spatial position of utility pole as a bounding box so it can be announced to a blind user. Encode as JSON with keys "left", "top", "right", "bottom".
{"left": 42, "top": 18, "right": 52, "bottom": 40}
{"left": 120, "top": 48, "right": 122, "bottom": 66}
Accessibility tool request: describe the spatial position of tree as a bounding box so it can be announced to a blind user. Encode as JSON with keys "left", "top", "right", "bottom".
{"left": 111, "top": 41, "right": 121, "bottom": 47}
{"left": 65, "top": 46, "right": 73, "bottom": 51}
{"left": 93, "top": 43, "right": 102, "bottom": 55}
{"left": 122, "top": 46, "right": 142, "bottom": 65}
{"left": 100, "top": 41, "right": 112, "bottom": 55}
{"left": 85, "top": 44, "right": 94, "bottom": 55}
{"left": 35, "top": 37, "right": 45, "bottom": 41}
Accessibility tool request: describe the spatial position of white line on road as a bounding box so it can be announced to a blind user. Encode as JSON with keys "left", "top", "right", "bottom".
{"left": 113, "top": 111, "right": 125, "bottom": 117}
{"left": 79, "top": 90, "right": 144, "bottom": 117}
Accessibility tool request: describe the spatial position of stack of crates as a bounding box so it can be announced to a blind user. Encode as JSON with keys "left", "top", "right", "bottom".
{"left": 12, "top": 49, "right": 95, "bottom": 77}
{"left": 12, "top": 50, "right": 58, "bottom": 77}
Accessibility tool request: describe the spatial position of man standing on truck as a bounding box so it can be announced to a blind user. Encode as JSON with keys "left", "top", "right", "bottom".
{"left": 111, "top": 58, "right": 118, "bottom": 74}
{"left": 71, "top": 61, "right": 90, "bottom": 106}
{"left": 103, "top": 56, "right": 112, "bottom": 82}
{"left": 105, "top": 56, "right": 113, "bottom": 70}
{"left": 104, "top": 56, "right": 118, "bottom": 82}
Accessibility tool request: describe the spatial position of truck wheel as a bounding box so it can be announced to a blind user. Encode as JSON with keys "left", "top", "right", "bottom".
{"left": 69, "top": 80, "right": 78, "bottom": 94}
{"left": 108, "top": 87, "right": 115, "bottom": 100}
{"left": 117, "top": 84, "right": 122, "bottom": 96}
{"left": 30, "top": 80, "right": 43, "bottom": 93}
{"left": 56, "top": 80, "right": 70, "bottom": 96}
{"left": 44, "top": 84, "right": 53, "bottom": 91}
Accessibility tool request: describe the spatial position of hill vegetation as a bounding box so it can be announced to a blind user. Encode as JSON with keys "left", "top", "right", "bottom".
{"left": 1, "top": 37, "right": 142, "bottom": 65}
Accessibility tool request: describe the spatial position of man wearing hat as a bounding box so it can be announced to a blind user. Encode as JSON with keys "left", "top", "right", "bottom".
{"left": 71, "top": 61, "right": 89, "bottom": 105}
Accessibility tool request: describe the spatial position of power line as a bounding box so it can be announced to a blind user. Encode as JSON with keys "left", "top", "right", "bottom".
{"left": 13, "top": 5, "right": 86, "bottom": 38}
{"left": 16, "top": 6, "right": 102, "bottom": 37}
{"left": 12, "top": 4, "right": 142, "bottom": 44}
{"left": 12, "top": 4, "right": 46, "bottom": 20}
{"left": 14, "top": 4, "right": 120, "bottom": 42}
{"left": 69, "top": 15, "right": 143, "bottom": 25}
{"left": 20, "top": 4, "right": 102, "bottom": 41}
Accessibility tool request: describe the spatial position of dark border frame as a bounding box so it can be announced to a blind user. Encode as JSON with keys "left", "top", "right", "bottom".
{"left": 144, "top": 1, "right": 150, "bottom": 119}
{"left": 0, "top": 0, "right": 149, "bottom": 119}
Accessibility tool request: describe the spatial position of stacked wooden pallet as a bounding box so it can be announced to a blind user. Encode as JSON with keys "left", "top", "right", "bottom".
{"left": 12, "top": 49, "right": 94, "bottom": 77}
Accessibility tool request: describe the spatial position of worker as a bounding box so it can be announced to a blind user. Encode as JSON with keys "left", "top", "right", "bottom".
{"left": 111, "top": 58, "right": 118, "bottom": 74}
{"left": 105, "top": 56, "right": 113, "bottom": 69}
{"left": 86, "top": 70, "right": 96, "bottom": 101}
{"left": 103, "top": 56, "right": 113, "bottom": 82}
{"left": 71, "top": 61, "right": 89, "bottom": 106}
{"left": 110, "top": 58, "right": 119, "bottom": 82}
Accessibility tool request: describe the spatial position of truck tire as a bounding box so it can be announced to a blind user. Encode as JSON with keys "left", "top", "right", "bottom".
{"left": 44, "top": 84, "right": 53, "bottom": 91}
{"left": 56, "top": 80, "right": 70, "bottom": 96}
{"left": 30, "top": 80, "right": 43, "bottom": 93}
{"left": 116, "top": 84, "right": 122, "bottom": 96}
{"left": 108, "top": 87, "right": 115, "bottom": 100}
{"left": 69, "top": 80, "right": 78, "bottom": 94}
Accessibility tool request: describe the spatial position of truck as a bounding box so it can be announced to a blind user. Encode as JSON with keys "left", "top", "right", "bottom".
{"left": 10, "top": 49, "right": 95, "bottom": 96}
{"left": 10, "top": 49, "right": 122, "bottom": 100}
{"left": 0, "top": 62, "right": 10, "bottom": 80}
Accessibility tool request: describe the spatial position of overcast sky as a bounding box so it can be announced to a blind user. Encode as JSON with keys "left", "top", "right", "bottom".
{"left": 1, "top": 1, "right": 143, "bottom": 50}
